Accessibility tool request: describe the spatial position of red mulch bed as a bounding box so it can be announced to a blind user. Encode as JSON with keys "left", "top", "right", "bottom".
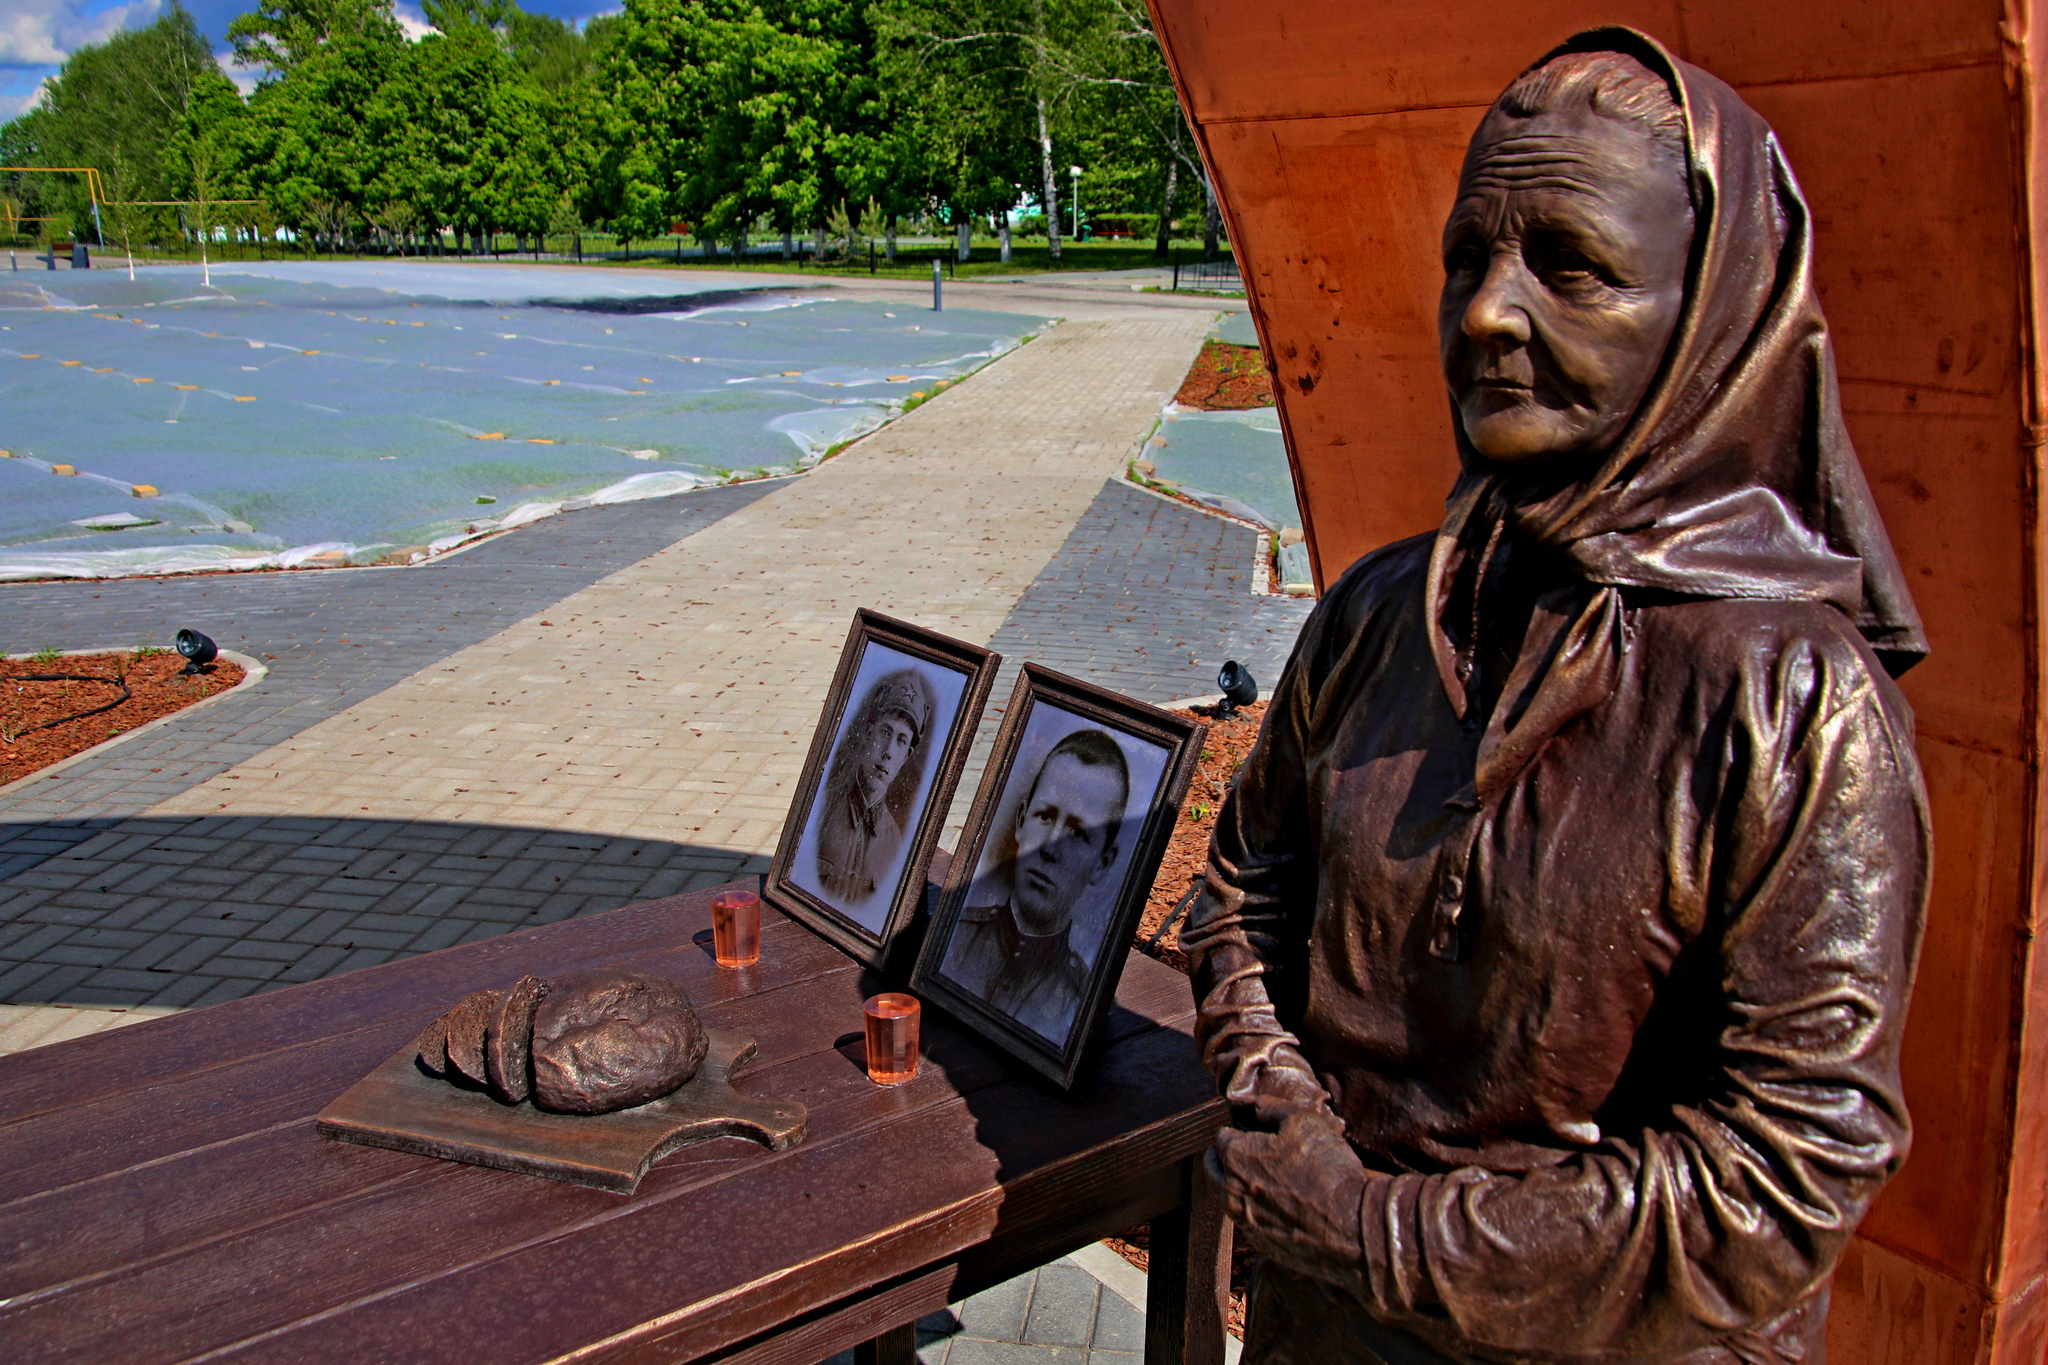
{"left": 1134, "top": 700, "right": 1266, "bottom": 972}
{"left": 1, "top": 651, "right": 247, "bottom": 787}
{"left": 1115, "top": 698, "right": 1269, "bottom": 1336}
{"left": 1173, "top": 341, "right": 1274, "bottom": 410}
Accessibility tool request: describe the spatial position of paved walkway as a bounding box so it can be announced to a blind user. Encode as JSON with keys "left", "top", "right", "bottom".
{"left": 0, "top": 299, "right": 1318, "bottom": 1011}
{"left": 0, "top": 479, "right": 790, "bottom": 855}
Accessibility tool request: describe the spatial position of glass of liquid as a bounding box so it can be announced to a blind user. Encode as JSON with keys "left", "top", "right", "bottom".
{"left": 863, "top": 993, "right": 921, "bottom": 1086}
{"left": 709, "top": 888, "right": 761, "bottom": 967}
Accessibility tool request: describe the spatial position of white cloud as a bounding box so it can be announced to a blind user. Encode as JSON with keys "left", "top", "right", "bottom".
{"left": 0, "top": 0, "right": 163, "bottom": 68}
{"left": 391, "top": 2, "right": 433, "bottom": 41}
{"left": 214, "top": 50, "right": 261, "bottom": 95}
{"left": 1, "top": 75, "right": 53, "bottom": 120}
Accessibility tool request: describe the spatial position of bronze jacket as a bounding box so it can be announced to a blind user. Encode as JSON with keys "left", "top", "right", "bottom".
{"left": 1183, "top": 532, "right": 1929, "bottom": 1363}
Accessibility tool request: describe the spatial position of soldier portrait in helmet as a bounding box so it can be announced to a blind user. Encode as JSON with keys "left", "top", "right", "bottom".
{"left": 770, "top": 612, "right": 999, "bottom": 966}
{"left": 812, "top": 668, "right": 935, "bottom": 909}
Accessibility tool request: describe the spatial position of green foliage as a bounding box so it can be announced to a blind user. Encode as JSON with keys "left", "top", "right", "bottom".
{"left": 227, "top": 0, "right": 404, "bottom": 73}
{"left": 593, "top": 0, "right": 889, "bottom": 244}
{"left": 2, "top": 4, "right": 237, "bottom": 236}
{"left": 29, "top": 646, "right": 63, "bottom": 665}
{"left": 4, "top": 0, "right": 1204, "bottom": 267}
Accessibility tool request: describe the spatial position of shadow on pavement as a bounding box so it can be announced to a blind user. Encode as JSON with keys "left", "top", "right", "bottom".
{"left": 0, "top": 815, "right": 769, "bottom": 1011}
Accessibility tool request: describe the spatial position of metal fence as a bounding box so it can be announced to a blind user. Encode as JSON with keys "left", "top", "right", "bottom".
{"left": 1172, "top": 252, "right": 1242, "bottom": 292}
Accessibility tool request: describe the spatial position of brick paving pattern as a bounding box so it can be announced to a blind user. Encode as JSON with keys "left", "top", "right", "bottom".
{"left": 822, "top": 1257, "right": 1152, "bottom": 1365}
{"left": 0, "top": 478, "right": 789, "bottom": 874}
{"left": 983, "top": 479, "right": 1310, "bottom": 704}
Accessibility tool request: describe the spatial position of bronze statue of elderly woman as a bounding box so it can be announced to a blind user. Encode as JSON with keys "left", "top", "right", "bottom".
{"left": 1183, "top": 28, "right": 1930, "bottom": 1365}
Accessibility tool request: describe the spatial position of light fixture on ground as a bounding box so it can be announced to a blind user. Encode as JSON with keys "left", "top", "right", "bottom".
{"left": 175, "top": 628, "right": 218, "bottom": 676}
{"left": 1215, "top": 659, "right": 1257, "bottom": 719}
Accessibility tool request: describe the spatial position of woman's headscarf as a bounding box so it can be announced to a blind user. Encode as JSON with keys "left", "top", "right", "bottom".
{"left": 1425, "top": 27, "right": 1928, "bottom": 804}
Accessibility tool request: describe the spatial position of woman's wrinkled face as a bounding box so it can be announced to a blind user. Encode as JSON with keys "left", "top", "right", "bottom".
{"left": 1439, "top": 103, "right": 1693, "bottom": 465}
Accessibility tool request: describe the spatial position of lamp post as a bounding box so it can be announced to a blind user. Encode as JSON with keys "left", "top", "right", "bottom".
{"left": 1069, "top": 165, "right": 1082, "bottom": 241}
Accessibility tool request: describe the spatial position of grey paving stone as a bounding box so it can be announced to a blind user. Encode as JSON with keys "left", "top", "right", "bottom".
{"left": 1021, "top": 1263, "right": 1099, "bottom": 1348}
{"left": 943, "top": 1342, "right": 1087, "bottom": 1365}
{"left": 1088, "top": 1294, "right": 1145, "bottom": 1353}
{"left": 955, "top": 1271, "right": 1034, "bottom": 1342}
{"left": 2, "top": 464, "right": 1312, "bottom": 1007}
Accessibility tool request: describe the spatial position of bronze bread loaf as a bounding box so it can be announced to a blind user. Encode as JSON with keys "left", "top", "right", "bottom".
{"left": 415, "top": 970, "right": 705, "bottom": 1113}
{"left": 529, "top": 969, "right": 708, "bottom": 1114}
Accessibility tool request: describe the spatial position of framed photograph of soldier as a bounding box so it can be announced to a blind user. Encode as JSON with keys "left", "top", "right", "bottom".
{"left": 911, "top": 665, "right": 1206, "bottom": 1089}
{"left": 765, "top": 611, "right": 1000, "bottom": 969}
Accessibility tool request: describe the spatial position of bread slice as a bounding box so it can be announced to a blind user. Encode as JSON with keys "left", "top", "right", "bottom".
{"left": 485, "top": 974, "right": 549, "bottom": 1103}
{"left": 441, "top": 989, "right": 500, "bottom": 1086}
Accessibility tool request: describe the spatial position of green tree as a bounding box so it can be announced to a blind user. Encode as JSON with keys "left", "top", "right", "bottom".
{"left": 596, "top": 0, "right": 888, "bottom": 253}
{"left": 1, "top": 4, "right": 237, "bottom": 244}
{"left": 218, "top": 29, "right": 401, "bottom": 232}
{"left": 364, "top": 26, "right": 572, "bottom": 252}
{"left": 228, "top": 0, "right": 404, "bottom": 74}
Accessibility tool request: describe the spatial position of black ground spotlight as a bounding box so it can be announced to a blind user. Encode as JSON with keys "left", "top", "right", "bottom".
{"left": 175, "top": 628, "right": 219, "bottom": 676}
{"left": 1216, "top": 659, "right": 1258, "bottom": 719}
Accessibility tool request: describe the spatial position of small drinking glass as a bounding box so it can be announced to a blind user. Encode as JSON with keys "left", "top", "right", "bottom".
{"left": 863, "top": 993, "right": 921, "bottom": 1086}
{"left": 710, "top": 888, "right": 761, "bottom": 967}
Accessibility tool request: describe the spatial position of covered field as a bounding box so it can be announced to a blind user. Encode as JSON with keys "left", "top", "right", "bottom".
{"left": 0, "top": 262, "right": 1048, "bottom": 580}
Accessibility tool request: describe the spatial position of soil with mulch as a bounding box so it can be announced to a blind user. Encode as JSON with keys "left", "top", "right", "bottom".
{"left": 1134, "top": 700, "right": 1267, "bottom": 972}
{"left": 1, "top": 651, "right": 246, "bottom": 788}
{"left": 1115, "top": 698, "right": 1269, "bottom": 1337}
{"left": 1173, "top": 341, "right": 1274, "bottom": 410}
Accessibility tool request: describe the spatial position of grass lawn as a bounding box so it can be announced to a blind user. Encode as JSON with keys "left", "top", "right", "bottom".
{"left": 39, "top": 237, "right": 1232, "bottom": 281}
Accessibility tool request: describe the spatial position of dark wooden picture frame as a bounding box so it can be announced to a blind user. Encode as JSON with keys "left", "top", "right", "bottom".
{"left": 912, "top": 665, "right": 1206, "bottom": 1088}
{"left": 765, "top": 610, "right": 1000, "bottom": 968}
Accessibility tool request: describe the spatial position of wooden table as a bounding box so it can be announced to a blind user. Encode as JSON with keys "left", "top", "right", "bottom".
{"left": 0, "top": 879, "right": 1232, "bottom": 1365}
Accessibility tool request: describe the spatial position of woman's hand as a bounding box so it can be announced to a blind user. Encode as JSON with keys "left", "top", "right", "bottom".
{"left": 1207, "top": 1102, "right": 1369, "bottom": 1289}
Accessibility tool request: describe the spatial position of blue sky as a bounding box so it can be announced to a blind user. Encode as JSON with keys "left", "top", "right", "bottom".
{"left": 1, "top": 0, "right": 620, "bottom": 120}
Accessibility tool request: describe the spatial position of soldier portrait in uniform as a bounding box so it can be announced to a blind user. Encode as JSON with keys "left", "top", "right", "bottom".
{"left": 770, "top": 612, "right": 998, "bottom": 967}
{"left": 916, "top": 667, "right": 1205, "bottom": 1086}
{"left": 940, "top": 726, "right": 1130, "bottom": 1046}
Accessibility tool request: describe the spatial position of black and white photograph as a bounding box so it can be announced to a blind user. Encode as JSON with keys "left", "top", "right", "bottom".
{"left": 914, "top": 666, "right": 1205, "bottom": 1088}
{"left": 765, "top": 611, "right": 999, "bottom": 967}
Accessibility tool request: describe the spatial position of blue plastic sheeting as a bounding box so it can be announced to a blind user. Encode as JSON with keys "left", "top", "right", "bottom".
{"left": 0, "top": 263, "right": 1049, "bottom": 580}
{"left": 1208, "top": 311, "right": 1260, "bottom": 347}
{"left": 1148, "top": 403, "right": 1312, "bottom": 587}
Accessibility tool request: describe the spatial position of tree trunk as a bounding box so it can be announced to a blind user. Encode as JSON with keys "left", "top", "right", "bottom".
{"left": 1202, "top": 172, "right": 1220, "bottom": 262}
{"left": 733, "top": 228, "right": 746, "bottom": 262}
{"left": 781, "top": 229, "right": 793, "bottom": 260}
{"left": 1154, "top": 153, "right": 1179, "bottom": 258}
{"left": 814, "top": 223, "right": 827, "bottom": 262}
{"left": 999, "top": 215, "right": 1011, "bottom": 263}
{"left": 885, "top": 219, "right": 897, "bottom": 260}
{"left": 1038, "top": 94, "right": 1062, "bottom": 263}
{"left": 956, "top": 220, "right": 971, "bottom": 262}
